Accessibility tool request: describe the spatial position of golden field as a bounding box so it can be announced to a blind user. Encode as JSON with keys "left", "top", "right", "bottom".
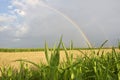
{"left": 0, "top": 49, "right": 119, "bottom": 68}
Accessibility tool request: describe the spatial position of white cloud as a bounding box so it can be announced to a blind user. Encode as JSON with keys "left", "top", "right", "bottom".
{"left": 15, "top": 24, "right": 29, "bottom": 37}
{"left": 11, "top": 0, "right": 45, "bottom": 9}
{"left": 0, "top": 14, "right": 16, "bottom": 22}
{"left": 10, "top": 0, "right": 48, "bottom": 17}
{"left": 8, "top": 5, "right": 13, "bottom": 9}
{"left": 14, "top": 9, "right": 26, "bottom": 16}
{"left": 0, "top": 26, "right": 10, "bottom": 32}
{"left": 12, "top": 38, "right": 21, "bottom": 42}
{"left": 0, "top": 24, "right": 28, "bottom": 39}
{"left": 11, "top": 0, "right": 26, "bottom": 9}
{"left": 23, "top": 0, "right": 40, "bottom": 6}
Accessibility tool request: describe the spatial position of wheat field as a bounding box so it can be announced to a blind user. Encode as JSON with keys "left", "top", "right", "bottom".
{"left": 0, "top": 49, "right": 119, "bottom": 68}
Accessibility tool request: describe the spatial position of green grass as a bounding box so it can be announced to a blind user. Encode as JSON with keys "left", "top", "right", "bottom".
{"left": 0, "top": 38, "right": 120, "bottom": 80}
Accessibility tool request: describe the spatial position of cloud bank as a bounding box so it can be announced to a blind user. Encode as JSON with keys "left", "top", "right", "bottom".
{"left": 0, "top": 0, "right": 120, "bottom": 48}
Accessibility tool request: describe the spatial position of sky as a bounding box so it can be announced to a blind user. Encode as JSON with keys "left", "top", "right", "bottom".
{"left": 0, "top": 0, "right": 120, "bottom": 48}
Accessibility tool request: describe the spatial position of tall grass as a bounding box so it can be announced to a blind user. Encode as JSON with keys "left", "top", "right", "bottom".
{"left": 0, "top": 38, "right": 120, "bottom": 80}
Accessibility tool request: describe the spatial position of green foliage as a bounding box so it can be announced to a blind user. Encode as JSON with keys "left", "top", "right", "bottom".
{"left": 0, "top": 48, "right": 44, "bottom": 52}
{"left": 0, "top": 39, "right": 120, "bottom": 80}
{"left": 118, "top": 41, "right": 120, "bottom": 49}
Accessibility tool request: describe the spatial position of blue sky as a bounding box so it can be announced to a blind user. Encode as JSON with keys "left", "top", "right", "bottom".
{"left": 0, "top": 0, "right": 8, "bottom": 13}
{"left": 0, "top": 0, "right": 120, "bottom": 48}
{"left": 0, "top": 0, "right": 10, "bottom": 13}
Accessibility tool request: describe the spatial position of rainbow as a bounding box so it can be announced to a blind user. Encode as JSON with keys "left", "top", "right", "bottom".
{"left": 39, "top": 1, "right": 92, "bottom": 47}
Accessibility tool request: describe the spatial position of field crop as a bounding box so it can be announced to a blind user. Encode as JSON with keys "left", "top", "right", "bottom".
{"left": 0, "top": 48, "right": 44, "bottom": 52}
{"left": 0, "top": 38, "right": 120, "bottom": 80}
